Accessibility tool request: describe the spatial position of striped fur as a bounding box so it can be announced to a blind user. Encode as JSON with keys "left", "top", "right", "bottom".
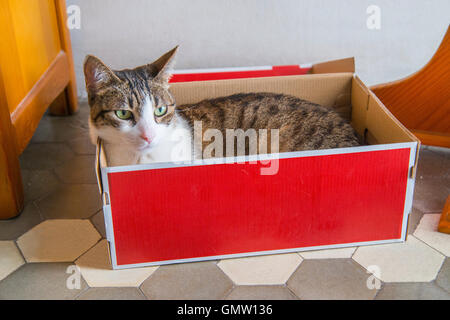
{"left": 84, "top": 47, "right": 361, "bottom": 166}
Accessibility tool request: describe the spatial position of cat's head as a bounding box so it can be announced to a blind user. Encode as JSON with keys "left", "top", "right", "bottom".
{"left": 84, "top": 46, "right": 178, "bottom": 150}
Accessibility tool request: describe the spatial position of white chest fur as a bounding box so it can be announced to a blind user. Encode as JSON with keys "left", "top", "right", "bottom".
{"left": 138, "top": 116, "right": 194, "bottom": 164}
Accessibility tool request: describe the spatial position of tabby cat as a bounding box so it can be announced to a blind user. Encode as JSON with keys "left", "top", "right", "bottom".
{"left": 84, "top": 47, "right": 361, "bottom": 166}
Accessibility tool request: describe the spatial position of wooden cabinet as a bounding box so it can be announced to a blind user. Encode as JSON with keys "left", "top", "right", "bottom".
{"left": 0, "top": 0, "right": 77, "bottom": 218}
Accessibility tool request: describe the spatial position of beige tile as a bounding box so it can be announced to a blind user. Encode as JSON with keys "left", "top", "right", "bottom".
{"left": 218, "top": 253, "right": 302, "bottom": 285}
{"left": 0, "top": 263, "right": 87, "bottom": 300}
{"left": 375, "top": 282, "right": 450, "bottom": 300}
{"left": 0, "top": 241, "right": 25, "bottom": 281}
{"left": 298, "top": 247, "right": 356, "bottom": 259}
{"left": 436, "top": 258, "right": 450, "bottom": 293}
{"left": 225, "top": 285, "right": 298, "bottom": 300}
{"left": 287, "top": 259, "right": 378, "bottom": 300}
{"left": 0, "top": 203, "right": 43, "bottom": 240}
{"left": 36, "top": 184, "right": 102, "bottom": 219}
{"left": 17, "top": 220, "right": 101, "bottom": 262}
{"left": 140, "top": 261, "right": 232, "bottom": 300}
{"left": 54, "top": 155, "right": 98, "bottom": 184}
{"left": 75, "top": 240, "right": 157, "bottom": 287}
{"left": 77, "top": 287, "right": 146, "bottom": 300}
{"left": 352, "top": 236, "right": 444, "bottom": 282}
{"left": 413, "top": 214, "right": 450, "bottom": 256}
{"left": 19, "top": 143, "right": 74, "bottom": 170}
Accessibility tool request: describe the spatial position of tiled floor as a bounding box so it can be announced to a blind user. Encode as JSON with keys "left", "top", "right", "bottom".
{"left": 0, "top": 101, "right": 449, "bottom": 300}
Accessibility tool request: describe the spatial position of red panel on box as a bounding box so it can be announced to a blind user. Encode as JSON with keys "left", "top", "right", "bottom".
{"left": 170, "top": 65, "right": 311, "bottom": 83}
{"left": 107, "top": 148, "right": 410, "bottom": 266}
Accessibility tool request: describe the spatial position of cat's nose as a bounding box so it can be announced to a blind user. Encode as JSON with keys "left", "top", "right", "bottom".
{"left": 140, "top": 134, "right": 152, "bottom": 143}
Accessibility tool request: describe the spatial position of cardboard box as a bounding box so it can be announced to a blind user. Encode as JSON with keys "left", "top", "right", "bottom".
{"left": 95, "top": 58, "right": 419, "bottom": 269}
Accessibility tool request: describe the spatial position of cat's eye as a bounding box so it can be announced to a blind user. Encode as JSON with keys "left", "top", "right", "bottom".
{"left": 115, "top": 110, "right": 133, "bottom": 120}
{"left": 154, "top": 106, "right": 167, "bottom": 117}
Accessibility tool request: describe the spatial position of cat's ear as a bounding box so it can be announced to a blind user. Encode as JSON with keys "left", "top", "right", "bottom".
{"left": 84, "top": 55, "right": 120, "bottom": 95}
{"left": 148, "top": 46, "right": 179, "bottom": 86}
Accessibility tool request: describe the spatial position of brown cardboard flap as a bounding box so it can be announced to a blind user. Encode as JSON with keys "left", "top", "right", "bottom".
{"left": 366, "top": 93, "right": 419, "bottom": 145}
{"left": 351, "top": 76, "right": 370, "bottom": 139}
{"left": 95, "top": 138, "right": 103, "bottom": 194}
{"left": 95, "top": 138, "right": 108, "bottom": 194}
{"left": 171, "top": 73, "right": 353, "bottom": 111}
{"left": 366, "top": 92, "right": 421, "bottom": 171}
{"left": 311, "top": 57, "right": 355, "bottom": 74}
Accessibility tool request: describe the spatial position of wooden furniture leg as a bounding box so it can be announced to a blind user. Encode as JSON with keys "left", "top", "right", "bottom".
{"left": 438, "top": 196, "right": 450, "bottom": 234}
{"left": 49, "top": 0, "right": 78, "bottom": 116}
{"left": 0, "top": 0, "right": 78, "bottom": 219}
{"left": 0, "top": 77, "right": 23, "bottom": 219}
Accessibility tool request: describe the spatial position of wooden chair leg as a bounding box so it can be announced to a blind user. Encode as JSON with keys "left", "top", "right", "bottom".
{"left": 0, "top": 104, "right": 24, "bottom": 219}
{"left": 438, "top": 196, "right": 450, "bottom": 234}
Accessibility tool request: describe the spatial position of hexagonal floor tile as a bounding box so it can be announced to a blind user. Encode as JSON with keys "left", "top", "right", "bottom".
{"left": 75, "top": 240, "right": 157, "bottom": 287}
{"left": 375, "top": 282, "right": 450, "bottom": 300}
{"left": 17, "top": 220, "right": 101, "bottom": 262}
{"left": 21, "top": 169, "right": 60, "bottom": 204}
{"left": 427, "top": 146, "right": 450, "bottom": 160}
{"left": 407, "top": 208, "right": 425, "bottom": 235}
{"left": 298, "top": 247, "right": 356, "bottom": 259}
{"left": 413, "top": 179, "right": 449, "bottom": 213}
{"left": 76, "top": 287, "right": 146, "bottom": 300}
{"left": 0, "top": 241, "right": 25, "bottom": 281}
{"left": 0, "top": 203, "right": 43, "bottom": 240}
{"left": 19, "top": 143, "right": 74, "bottom": 170}
{"left": 90, "top": 210, "right": 106, "bottom": 238}
{"left": 435, "top": 258, "right": 450, "bottom": 293}
{"left": 413, "top": 147, "right": 450, "bottom": 213}
{"left": 287, "top": 259, "right": 378, "bottom": 300}
{"left": 225, "top": 285, "right": 298, "bottom": 300}
{"left": 0, "top": 263, "right": 87, "bottom": 300}
{"left": 30, "top": 115, "right": 86, "bottom": 144}
{"left": 140, "top": 261, "right": 232, "bottom": 300}
{"left": 68, "top": 134, "right": 96, "bottom": 155}
{"left": 417, "top": 146, "right": 450, "bottom": 177}
{"left": 217, "top": 253, "right": 302, "bottom": 285}
{"left": 414, "top": 214, "right": 450, "bottom": 256}
{"left": 352, "top": 236, "right": 444, "bottom": 282}
{"left": 36, "top": 184, "right": 102, "bottom": 219}
{"left": 54, "top": 155, "right": 97, "bottom": 184}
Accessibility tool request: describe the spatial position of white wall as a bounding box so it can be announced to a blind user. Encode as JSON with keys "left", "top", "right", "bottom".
{"left": 67, "top": 0, "right": 450, "bottom": 98}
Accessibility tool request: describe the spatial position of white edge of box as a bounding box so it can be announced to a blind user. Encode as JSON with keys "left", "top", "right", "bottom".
{"left": 111, "top": 239, "right": 404, "bottom": 270}
{"left": 100, "top": 141, "right": 418, "bottom": 270}
{"left": 105, "top": 142, "right": 418, "bottom": 173}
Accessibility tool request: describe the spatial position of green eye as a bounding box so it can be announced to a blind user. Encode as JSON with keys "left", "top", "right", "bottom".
{"left": 115, "top": 110, "right": 133, "bottom": 120}
{"left": 154, "top": 106, "right": 167, "bottom": 117}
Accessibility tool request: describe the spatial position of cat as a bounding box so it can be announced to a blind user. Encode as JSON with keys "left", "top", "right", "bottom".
{"left": 84, "top": 46, "right": 361, "bottom": 166}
